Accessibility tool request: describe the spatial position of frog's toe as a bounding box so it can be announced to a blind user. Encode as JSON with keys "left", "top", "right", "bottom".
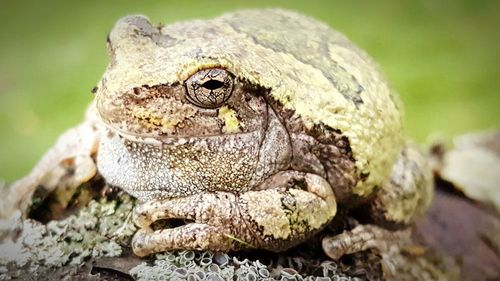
{"left": 132, "top": 192, "right": 237, "bottom": 229}
{"left": 132, "top": 224, "right": 232, "bottom": 257}
{"left": 322, "top": 224, "right": 411, "bottom": 260}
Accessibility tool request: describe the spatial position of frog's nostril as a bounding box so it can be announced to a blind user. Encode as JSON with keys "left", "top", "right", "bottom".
{"left": 151, "top": 218, "right": 195, "bottom": 230}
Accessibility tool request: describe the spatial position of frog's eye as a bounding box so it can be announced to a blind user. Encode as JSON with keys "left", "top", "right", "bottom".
{"left": 185, "top": 68, "right": 234, "bottom": 109}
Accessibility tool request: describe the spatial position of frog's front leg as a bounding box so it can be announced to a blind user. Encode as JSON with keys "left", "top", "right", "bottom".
{"left": 131, "top": 171, "right": 337, "bottom": 257}
{"left": 322, "top": 142, "right": 433, "bottom": 260}
{"left": 0, "top": 106, "right": 100, "bottom": 219}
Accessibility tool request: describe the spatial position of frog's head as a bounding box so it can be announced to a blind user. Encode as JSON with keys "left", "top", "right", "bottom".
{"left": 96, "top": 15, "right": 273, "bottom": 140}
{"left": 95, "top": 15, "right": 292, "bottom": 198}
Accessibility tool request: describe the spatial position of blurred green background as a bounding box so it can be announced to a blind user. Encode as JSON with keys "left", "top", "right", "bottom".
{"left": 0, "top": 0, "right": 499, "bottom": 181}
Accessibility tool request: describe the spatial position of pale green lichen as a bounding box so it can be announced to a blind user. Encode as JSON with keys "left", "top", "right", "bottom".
{"left": 0, "top": 195, "right": 136, "bottom": 280}
{"left": 130, "top": 251, "right": 361, "bottom": 281}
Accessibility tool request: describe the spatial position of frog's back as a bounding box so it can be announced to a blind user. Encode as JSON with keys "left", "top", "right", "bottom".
{"left": 218, "top": 9, "right": 404, "bottom": 195}
{"left": 221, "top": 9, "right": 367, "bottom": 106}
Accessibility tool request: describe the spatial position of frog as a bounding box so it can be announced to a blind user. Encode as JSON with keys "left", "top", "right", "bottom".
{"left": 0, "top": 9, "right": 433, "bottom": 260}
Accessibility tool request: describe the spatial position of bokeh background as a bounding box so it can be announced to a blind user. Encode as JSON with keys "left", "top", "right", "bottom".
{"left": 0, "top": 0, "right": 498, "bottom": 181}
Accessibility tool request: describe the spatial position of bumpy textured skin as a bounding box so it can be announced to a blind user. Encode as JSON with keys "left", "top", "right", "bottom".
{"left": 2, "top": 9, "right": 433, "bottom": 260}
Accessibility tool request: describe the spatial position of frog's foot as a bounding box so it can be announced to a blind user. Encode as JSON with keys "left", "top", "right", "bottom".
{"left": 132, "top": 192, "right": 241, "bottom": 256}
{"left": 322, "top": 224, "right": 411, "bottom": 260}
{"left": 132, "top": 171, "right": 337, "bottom": 257}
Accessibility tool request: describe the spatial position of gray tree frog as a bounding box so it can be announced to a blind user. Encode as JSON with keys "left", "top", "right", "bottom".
{"left": 0, "top": 9, "right": 433, "bottom": 259}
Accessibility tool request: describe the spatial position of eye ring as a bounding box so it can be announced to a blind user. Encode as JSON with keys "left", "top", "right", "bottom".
{"left": 185, "top": 68, "right": 234, "bottom": 109}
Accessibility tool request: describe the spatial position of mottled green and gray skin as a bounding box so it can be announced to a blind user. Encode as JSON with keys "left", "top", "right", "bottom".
{"left": 0, "top": 9, "right": 433, "bottom": 260}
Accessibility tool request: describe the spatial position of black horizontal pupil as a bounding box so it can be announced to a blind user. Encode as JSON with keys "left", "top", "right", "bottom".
{"left": 202, "top": 79, "right": 224, "bottom": 90}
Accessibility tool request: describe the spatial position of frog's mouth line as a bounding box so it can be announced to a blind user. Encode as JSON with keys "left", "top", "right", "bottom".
{"left": 98, "top": 115, "right": 268, "bottom": 145}
{"left": 98, "top": 103, "right": 274, "bottom": 147}
{"left": 104, "top": 121, "right": 267, "bottom": 147}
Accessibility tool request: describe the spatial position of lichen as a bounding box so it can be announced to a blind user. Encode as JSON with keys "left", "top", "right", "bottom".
{"left": 0, "top": 194, "right": 136, "bottom": 280}
{"left": 130, "top": 251, "right": 360, "bottom": 281}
